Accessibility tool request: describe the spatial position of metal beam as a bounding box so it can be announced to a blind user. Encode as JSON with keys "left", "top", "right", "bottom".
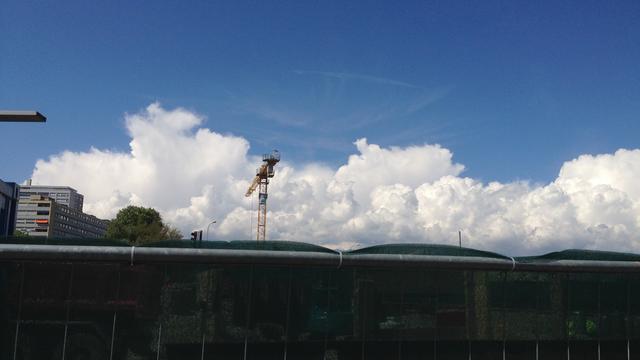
{"left": 0, "top": 111, "right": 46, "bottom": 122}
{"left": 1, "top": 244, "right": 640, "bottom": 272}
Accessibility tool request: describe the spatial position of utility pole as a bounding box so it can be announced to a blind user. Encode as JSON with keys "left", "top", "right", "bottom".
{"left": 205, "top": 220, "right": 216, "bottom": 241}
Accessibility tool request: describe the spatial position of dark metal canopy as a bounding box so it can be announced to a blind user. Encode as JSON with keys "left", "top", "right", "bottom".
{"left": 0, "top": 110, "right": 46, "bottom": 122}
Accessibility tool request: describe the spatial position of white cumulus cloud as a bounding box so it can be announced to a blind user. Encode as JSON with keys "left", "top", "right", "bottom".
{"left": 31, "top": 103, "right": 640, "bottom": 255}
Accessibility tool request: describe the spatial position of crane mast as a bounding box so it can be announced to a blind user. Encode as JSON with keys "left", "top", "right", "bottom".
{"left": 245, "top": 150, "right": 280, "bottom": 241}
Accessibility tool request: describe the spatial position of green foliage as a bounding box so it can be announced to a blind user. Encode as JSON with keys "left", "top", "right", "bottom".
{"left": 162, "top": 225, "right": 183, "bottom": 241}
{"left": 12, "top": 229, "right": 30, "bottom": 237}
{"left": 585, "top": 319, "right": 598, "bottom": 336}
{"left": 106, "top": 206, "right": 183, "bottom": 245}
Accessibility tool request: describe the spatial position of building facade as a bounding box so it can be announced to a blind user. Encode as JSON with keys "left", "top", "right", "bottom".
{"left": 18, "top": 183, "right": 84, "bottom": 211}
{"left": 0, "top": 179, "right": 18, "bottom": 237}
{"left": 15, "top": 195, "right": 107, "bottom": 238}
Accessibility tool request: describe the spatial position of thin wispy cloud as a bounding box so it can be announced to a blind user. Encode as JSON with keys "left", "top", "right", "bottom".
{"left": 230, "top": 99, "right": 311, "bottom": 128}
{"left": 294, "top": 70, "right": 420, "bottom": 89}
{"left": 327, "top": 86, "right": 454, "bottom": 132}
{"left": 246, "top": 105, "right": 310, "bottom": 127}
{"left": 405, "top": 85, "right": 455, "bottom": 114}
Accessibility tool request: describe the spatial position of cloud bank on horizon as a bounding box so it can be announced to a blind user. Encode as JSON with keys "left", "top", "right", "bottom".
{"left": 31, "top": 103, "right": 640, "bottom": 255}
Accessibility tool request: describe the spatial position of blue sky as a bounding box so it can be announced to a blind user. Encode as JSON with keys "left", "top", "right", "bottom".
{"left": 2, "top": 0, "right": 640, "bottom": 184}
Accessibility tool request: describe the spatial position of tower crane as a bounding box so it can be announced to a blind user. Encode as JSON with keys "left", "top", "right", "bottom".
{"left": 245, "top": 150, "right": 280, "bottom": 241}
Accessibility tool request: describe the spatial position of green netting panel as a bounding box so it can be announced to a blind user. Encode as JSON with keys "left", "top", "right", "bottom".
{"left": 497, "top": 279, "right": 552, "bottom": 311}
{"left": 107, "top": 264, "right": 162, "bottom": 358}
{"left": 285, "top": 268, "right": 333, "bottom": 359}
{"left": 159, "top": 264, "right": 212, "bottom": 359}
{"left": 502, "top": 272, "right": 563, "bottom": 341}
{"left": 600, "top": 280, "right": 627, "bottom": 313}
{"left": 567, "top": 274, "right": 600, "bottom": 341}
{"left": 1, "top": 262, "right": 22, "bottom": 359}
{"left": 65, "top": 263, "right": 123, "bottom": 359}
{"left": 6, "top": 259, "right": 640, "bottom": 358}
{"left": 287, "top": 268, "right": 329, "bottom": 340}
{"left": 356, "top": 269, "right": 404, "bottom": 341}
{"left": 435, "top": 270, "right": 468, "bottom": 340}
{"left": 516, "top": 249, "right": 640, "bottom": 262}
{"left": 628, "top": 277, "right": 640, "bottom": 340}
{"left": 600, "top": 278, "right": 628, "bottom": 340}
{"left": 247, "top": 267, "right": 290, "bottom": 344}
{"left": 348, "top": 243, "right": 510, "bottom": 259}
{"left": 398, "top": 270, "right": 438, "bottom": 342}
{"left": 466, "top": 271, "right": 505, "bottom": 341}
{"left": 16, "top": 263, "right": 72, "bottom": 358}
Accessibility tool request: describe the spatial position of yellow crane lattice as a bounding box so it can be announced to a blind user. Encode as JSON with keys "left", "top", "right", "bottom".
{"left": 245, "top": 150, "right": 280, "bottom": 241}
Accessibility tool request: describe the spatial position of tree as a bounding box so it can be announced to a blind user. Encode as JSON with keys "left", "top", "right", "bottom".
{"left": 12, "top": 229, "right": 29, "bottom": 237}
{"left": 106, "top": 206, "right": 182, "bottom": 245}
{"left": 161, "top": 225, "right": 183, "bottom": 241}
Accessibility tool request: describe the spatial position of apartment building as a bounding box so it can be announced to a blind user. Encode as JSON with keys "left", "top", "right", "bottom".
{"left": 15, "top": 195, "right": 108, "bottom": 238}
{"left": 18, "top": 182, "right": 84, "bottom": 211}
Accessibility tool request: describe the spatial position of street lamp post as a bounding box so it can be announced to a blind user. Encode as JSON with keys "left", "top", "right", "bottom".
{"left": 0, "top": 111, "right": 47, "bottom": 122}
{"left": 0, "top": 110, "right": 46, "bottom": 238}
{"left": 206, "top": 220, "right": 217, "bottom": 241}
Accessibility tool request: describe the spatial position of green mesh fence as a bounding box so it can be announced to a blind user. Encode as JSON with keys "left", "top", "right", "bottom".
{"left": 3, "top": 260, "right": 640, "bottom": 359}
{"left": 4, "top": 238, "right": 640, "bottom": 358}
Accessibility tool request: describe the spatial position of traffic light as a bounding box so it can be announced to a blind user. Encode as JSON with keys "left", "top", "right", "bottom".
{"left": 190, "top": 230, "right": 203, "bottom": 242}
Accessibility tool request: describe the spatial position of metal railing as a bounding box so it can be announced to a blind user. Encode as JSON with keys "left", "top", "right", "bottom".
{"left": 1, "top": 243, "right": 640, "bottom": 272}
